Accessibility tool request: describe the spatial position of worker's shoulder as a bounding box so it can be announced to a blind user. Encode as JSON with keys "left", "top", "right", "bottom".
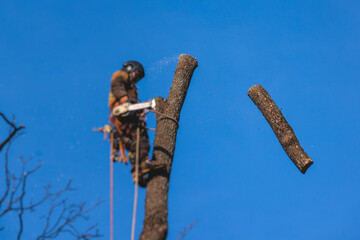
{"left": 111, "top": 70, "right": 129, "bottom": 81}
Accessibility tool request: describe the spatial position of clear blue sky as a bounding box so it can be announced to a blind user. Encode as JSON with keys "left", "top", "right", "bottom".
{"left": 1, "top": 1, "right": 360, "bottom": 239}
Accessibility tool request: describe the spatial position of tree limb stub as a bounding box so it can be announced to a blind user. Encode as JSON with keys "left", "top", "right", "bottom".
{"left": 140, "top": 54, "right": 198, "bottom": 240}
{"left": 247, "top": 85, "right": 313, "bottom": 174}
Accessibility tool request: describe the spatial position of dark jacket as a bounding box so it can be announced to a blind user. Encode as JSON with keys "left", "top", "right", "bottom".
{"left": 108, "top": 70, "right": 138, "bottom": 110}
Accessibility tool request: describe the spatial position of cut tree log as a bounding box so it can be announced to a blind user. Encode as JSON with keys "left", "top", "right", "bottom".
{"left": 140, "top": 54, "right": 198, "bottom": 240}
{"left": 248, "top": 85, "right": 313, "bottom": 174}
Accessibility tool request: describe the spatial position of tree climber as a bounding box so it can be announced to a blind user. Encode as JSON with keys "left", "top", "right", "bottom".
{"left": 108, "top": 60, "right": 152, "bottom": 187}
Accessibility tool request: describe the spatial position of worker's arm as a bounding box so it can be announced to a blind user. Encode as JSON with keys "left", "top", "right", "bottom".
{"left": 111, "top": 71, "right": 129, "bottom": 102}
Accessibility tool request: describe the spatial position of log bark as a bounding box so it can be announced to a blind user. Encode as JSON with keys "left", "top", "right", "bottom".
{"left": 247, "top": 85, "right": 313, "bottom": 174}
{"left": 139, "top": 54, "right": 198, "bottom": 240}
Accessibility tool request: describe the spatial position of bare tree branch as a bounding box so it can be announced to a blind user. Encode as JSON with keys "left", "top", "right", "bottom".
{"left": 176, "top": 219, "right": 198, "bottom": 240}
{"left": 17, "top": 159, "right": 27, "bottom": 240}
{"left": 0, "top": 113, "right": 25, "bottom": 152}
{"left": 0, "top": 113, "right": 24, "bottom": 209}
{"left": 36, "top": 199, "right": 103, "bottom": 240}
{"left": 0, "top": 141, "right": 13, "bottom": 209}
{"left": 0, "top": 156, "right": 71, "bottom": 218}
{"left": 0, "top": 113, "right": 102, "bottom": 239}
{"left": 140, "top": 54, "right": 198, "bottom": 240}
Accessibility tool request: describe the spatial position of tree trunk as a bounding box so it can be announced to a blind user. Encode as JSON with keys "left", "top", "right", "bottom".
{"left": 139, "top": 54, "right": 198, "bottom": 240}
{"left": 248, "top": 85, "right": 313, "bottom": 174}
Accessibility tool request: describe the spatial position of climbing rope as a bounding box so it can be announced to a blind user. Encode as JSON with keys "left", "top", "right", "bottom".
{"left": 131, "top": 127, "right": 140, "bottom": 240}
{"left": 148, "top": 109, "right": 179, "bottom": 126}
{"left": 98, "top": 106, "right": 176, "bottom": 240}
{"left": 110, "top": 132, "right": 114, "bottom": 240}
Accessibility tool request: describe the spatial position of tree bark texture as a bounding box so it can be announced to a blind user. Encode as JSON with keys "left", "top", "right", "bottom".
{"left": 139, "top": 54, "right": 198, "bottom": 240}
{"left": 247, "top": 85, "right": 313, "bottom": 174}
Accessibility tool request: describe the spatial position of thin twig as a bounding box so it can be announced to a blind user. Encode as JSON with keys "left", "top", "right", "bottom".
{"left": 0, "top": 113, "right": 25, "bottom": 152}
{"left": 36, "top": 200, "right": 103, "bottom": 240}
{"left": 177, "top": 219, "right": 198, "bottom": 240}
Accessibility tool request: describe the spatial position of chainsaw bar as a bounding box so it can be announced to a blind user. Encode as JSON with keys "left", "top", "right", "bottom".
{"left": 112, "top": 99, "right": 156, "bottom": 116}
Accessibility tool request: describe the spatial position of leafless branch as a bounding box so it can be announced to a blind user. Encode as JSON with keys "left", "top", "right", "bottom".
{"left": 36, "top": 199, "right": 103, "bottom": 240}
{"left": 0, "top": 154, "right": 72, "bottom": 218}
{"left": 0, "top": 113, "right": 24, "bottom": 209}
{"left": 0, "top": 113, "right": 102, "bottom": 239}
{"left": 177, "top": 219, "right": 198, "bottom": 240}
{"left": 0, "top": 141, "right": 12, "bottom": 209}
{"left": 0, "top": 113, "right": 25, "bottom": 152}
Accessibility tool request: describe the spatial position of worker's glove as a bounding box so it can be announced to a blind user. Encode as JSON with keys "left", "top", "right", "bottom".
{"left": 113, "top": 98, "right": 134, "bottom": 117}
{"left": 114, "top": 101, "right": 141, "bottom": 121}
{"left": 112, "top": 102, "right": 131, "bottom": 117}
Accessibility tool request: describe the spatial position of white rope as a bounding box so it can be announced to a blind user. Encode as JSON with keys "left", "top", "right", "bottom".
{"left": 131, "top": 127, "right": 140, "bottom": 240}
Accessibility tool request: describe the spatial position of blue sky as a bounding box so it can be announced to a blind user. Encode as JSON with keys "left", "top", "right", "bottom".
{"left": 1, "top": 1, "right": 360, "bottom": 239}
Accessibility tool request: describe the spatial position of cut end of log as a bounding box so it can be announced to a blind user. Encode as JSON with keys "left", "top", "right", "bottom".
{"left": 299, "top": 158, "right": 313, "bottom": 174}
{"left": 179, "top": 54, "right": 198, "bottom": 67}
{"left": 247, "top": 84, "right": 264, "bottom": 95}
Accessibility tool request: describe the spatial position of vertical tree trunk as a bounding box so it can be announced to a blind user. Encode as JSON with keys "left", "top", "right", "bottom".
{"left": 248, "top": 85, "right": 313, "bottom": 174}
{"left": 140, "top": 54, "right": 198, "bottom": 240}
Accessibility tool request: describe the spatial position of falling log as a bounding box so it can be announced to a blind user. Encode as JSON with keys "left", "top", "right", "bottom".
{"left": 248, "top": 85, "right": 313, "bottom": 174}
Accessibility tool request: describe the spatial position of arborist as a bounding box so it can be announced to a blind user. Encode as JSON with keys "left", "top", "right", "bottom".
{"left": 108, "top": 60, "right": 152, "bottom": 187}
